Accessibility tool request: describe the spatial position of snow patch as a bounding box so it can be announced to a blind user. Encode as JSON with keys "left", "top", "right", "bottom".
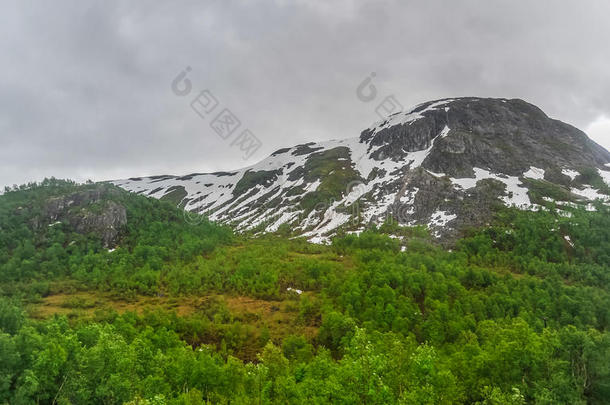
{"left": 303, "top": 179, "right": 322, "bottom": 193}
{"left": 307, "top": 235, "right": 331, "bottom": 244}
{"left": 367, "top": 100, "right": 454, "bottom": 135}
{"left": 523, "top": 167, "right": 545, "bottom": 180}
{"left": 562, "top": 169, "right": 579, "bottom": 180}
{"left": 570, "top": 186, "right": 610, "bottom": 202}
{"left": 266, "top": 210, "right": 301, "bottom": 232}
{"left": 451, "top": 168, "right": 532, "bottom": 207}
{"left": 429, "top": 210, "right": 457, "bottom": 227}
{"left": 598, "top": 168, "right": 610, "bottom": 186}
{"left": 427, "top": 170, "right": 446, "bottom": 178}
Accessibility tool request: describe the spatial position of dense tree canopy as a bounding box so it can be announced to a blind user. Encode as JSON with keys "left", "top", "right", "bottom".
{"left": 0, "top": 179, "right": 609, "bottom": 404}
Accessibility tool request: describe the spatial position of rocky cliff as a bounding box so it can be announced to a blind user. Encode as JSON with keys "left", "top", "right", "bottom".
{"left": 39, "top": 187, "right": 127, "bottom": 247}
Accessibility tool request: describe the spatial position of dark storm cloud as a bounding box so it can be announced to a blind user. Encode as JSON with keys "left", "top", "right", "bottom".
{"left": 1, "top": 0, "right": 610, "bottom": 187}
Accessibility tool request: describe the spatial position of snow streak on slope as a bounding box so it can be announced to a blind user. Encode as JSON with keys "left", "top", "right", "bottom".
{"left": 112, "top": 125, "right": 448, "bottom": 242}
{"left": 450, "top": 168, "right": 533, "bottom": 207}
{"left": 111, "top": 98, "right": 610, "bottom": 243}
{"left": 368, "top": 99, "right": 454, "bottom": 135}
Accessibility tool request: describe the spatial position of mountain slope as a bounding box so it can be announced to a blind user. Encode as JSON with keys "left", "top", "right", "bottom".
{"left": 111, "top": 97, "right": 610, "bottom": 242}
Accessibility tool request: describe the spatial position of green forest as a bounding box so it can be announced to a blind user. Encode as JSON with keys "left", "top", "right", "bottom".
{"left": 0, "top": 179, "right": 609, "bottom": 404}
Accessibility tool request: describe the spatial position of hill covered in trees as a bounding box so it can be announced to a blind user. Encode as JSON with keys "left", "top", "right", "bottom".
{"left": 0, "top": 179, "right": 609, "bottom": 404}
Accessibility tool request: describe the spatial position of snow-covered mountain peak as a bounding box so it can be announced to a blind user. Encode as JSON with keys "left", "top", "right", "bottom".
{"left": 111, "top": 97, "right": 610, "bottom": 243}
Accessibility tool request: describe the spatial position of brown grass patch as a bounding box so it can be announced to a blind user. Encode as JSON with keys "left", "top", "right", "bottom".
{"left": 29, "top": 291, "right": 319, "bottom": 342}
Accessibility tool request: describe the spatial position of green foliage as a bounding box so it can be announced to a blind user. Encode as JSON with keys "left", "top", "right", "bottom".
{"left": 159, "top": 186, "right": 188, "bottom": 206}
{"left": 0, "top": 179, "right": 233, "bottom": 296}
{"left": 1, "top": 179, "right": 609, "bottom": 404}
{"left": 332, "top": 230, "right": 401, "bottom": 253}
{"left": 575, "top": 168, "right": 610, "bottom": 195}
{"left": 522, "top": 178, "right": 578, "bottom": 204}
{"left": 299, "top": 147, "right": 363, "bottom": 212}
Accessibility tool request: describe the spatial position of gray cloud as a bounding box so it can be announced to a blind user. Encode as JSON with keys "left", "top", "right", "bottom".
{"left": 1, "top": 0, "right": 610, "bottom": 188}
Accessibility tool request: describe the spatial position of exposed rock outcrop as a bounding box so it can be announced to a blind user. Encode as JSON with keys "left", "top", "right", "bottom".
{"left": 42, "top": 187, "right": 127, "bottom": 247}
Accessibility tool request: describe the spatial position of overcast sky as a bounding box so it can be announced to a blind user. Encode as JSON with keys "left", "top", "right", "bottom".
{"left": 2, "top": 0, "right": 610, "bottom": 188}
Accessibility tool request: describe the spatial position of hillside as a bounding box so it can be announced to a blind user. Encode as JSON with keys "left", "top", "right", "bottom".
{"left": 112, "top": 97, "right": 610, "bottom": 243}
{"left": 0, "top": 179, "right": 609, "bottom": 403}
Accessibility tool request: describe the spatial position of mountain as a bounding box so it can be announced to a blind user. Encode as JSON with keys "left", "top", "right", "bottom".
{"left": 3, "top": 125, "right": 610, "bottom": 404}
{"left": 111, "top": 97, "right": 610, "bottom": 242}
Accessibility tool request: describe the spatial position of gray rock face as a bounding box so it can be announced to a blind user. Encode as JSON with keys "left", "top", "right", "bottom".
{"left": 362, "top": 98, "right": 610, "bottom": 176}
{"left": 112, "top": 97, "right": 610, "bottom": 244}
{"left": 42, "top": 187, "right": 127, "bottom": 247}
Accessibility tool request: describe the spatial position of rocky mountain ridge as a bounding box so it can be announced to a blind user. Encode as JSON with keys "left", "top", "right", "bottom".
{"left": 111, "top": 97, "right": 610, "bottom": 242}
